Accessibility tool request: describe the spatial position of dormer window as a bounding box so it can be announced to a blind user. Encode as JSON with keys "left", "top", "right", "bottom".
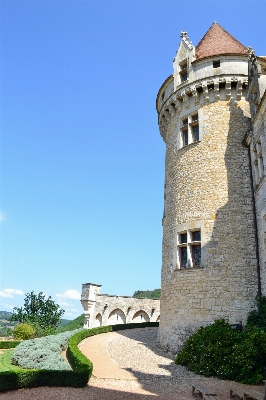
{"left": 213, "top": 60, "right": 220, "bottom": 68}
{"left": 180, "top": 60, "right": 188, "bottom": 82}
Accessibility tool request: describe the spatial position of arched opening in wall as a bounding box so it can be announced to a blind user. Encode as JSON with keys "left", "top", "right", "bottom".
{"left": 156, "top": 315, "right": 160, "bottom": 322}
{"left": 95, "top": 313, "right": 102, "bottom": 327}
{"left": 132, "top": 310, "right": 150, "bottom": 323}
{"left": 108, "top": 308, "right": 126, "bottom": 325}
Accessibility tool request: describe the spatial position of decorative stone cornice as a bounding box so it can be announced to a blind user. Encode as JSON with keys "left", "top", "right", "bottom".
{"left": 158, "top": 74, "right": 248, "bottom": 115}
{"left": 158, "top": 74, "right": 248, "bottom": 140}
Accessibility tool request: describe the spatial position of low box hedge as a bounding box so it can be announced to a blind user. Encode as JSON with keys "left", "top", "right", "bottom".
{"left": 0, "top": 322, "right": 159, "bottom": 391}
{"left": 0, "top": 341, "right": 21, "bottom": 349}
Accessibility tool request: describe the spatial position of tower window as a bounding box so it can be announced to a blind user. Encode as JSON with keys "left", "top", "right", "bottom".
{"left": 191, "top": 113, "right": 199, "bottom": 143}
{"left": 180, "top": 233, "right": 187, "bottom": 243}
{"left": 179, "top": 60, "right": 188, "bottom": 82}
{"left": 213, "top": 60, "right": 220, "bottom": 68}
{"left": 183, "top": 129, "right": 188, "bottom": 146}
{"left": 181, "top": 72, "right": 188, "bottom": 82}
{"left": 177, "top": 228, "right": 201, "bottom": 269}
{"left": 192, "top": 245, "right": 201, "bottom": 267}
{"left": 190, "top": 230, "right": 201, "bottom": 267}
{"left": 182, "top": 118, "right": 189, "bottom": 147}
{"left": 193, "top": 125, "right": 199, "bottom": 142}
{"left": 192, "top": 230, "right": 201, "bottom": 242}
{"left": 180, "top": 247, "right": 187, "bottom": 268}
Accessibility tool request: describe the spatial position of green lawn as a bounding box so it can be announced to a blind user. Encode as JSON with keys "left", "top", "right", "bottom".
{"left": 0, "top": 350, "right": 22, "bottom": 372}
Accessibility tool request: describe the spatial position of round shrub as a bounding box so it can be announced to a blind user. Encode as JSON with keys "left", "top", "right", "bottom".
{"left": 13, "top": 323, "right": 35, "bottom": 340}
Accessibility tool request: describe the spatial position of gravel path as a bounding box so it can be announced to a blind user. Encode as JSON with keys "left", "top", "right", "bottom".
{"left": 106, "top": 328, "right": 196, "bottom": 381}
{"left": 0, "top": 327, "right": 264, "bottom": 399}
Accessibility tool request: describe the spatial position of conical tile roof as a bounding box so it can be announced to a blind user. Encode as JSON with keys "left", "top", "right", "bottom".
{"left": 195, "top": 22, "right": 247, "bottom": 61}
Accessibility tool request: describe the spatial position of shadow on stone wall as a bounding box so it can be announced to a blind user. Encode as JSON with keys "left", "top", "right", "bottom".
{"left": 201, "top": 101, "right": 257, "bottom": 323}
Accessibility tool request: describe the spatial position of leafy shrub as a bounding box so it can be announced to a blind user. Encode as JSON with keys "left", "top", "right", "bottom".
{"left": 175, "top": 319, "right": 266, "bottom": 384}
{"left": 247, "top": 296, "right": 266, "bottom": 329}
{"left": 11, "top": 329, "right": 82, "bottom": 370}
{"left": 13, "top": 324, "right": 35, "bottom": 340}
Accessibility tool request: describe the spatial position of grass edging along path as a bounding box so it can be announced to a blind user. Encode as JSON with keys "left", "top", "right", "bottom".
{"left": 0, "top": 322, "right": 159, "bottom": 391}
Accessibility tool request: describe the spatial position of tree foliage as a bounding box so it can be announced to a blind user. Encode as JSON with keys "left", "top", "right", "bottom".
{"left": 133, "top": 289, "right": 161, "bottom": 299}
{"left": 11, "top": 292, "right": 64, "bottom": 336}
{"left": 247, "top": 295, "right": 266, "bottom": 329}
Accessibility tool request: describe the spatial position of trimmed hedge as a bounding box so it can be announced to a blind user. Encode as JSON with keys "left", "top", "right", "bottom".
{"left": 0, "top": 322, "right": 159, "bottom": 391}
{"left": 0, "top": 341, "right": 21, "bottom": 349}
{"left": 11, "top": 329, "right": 82, "bottom": 371}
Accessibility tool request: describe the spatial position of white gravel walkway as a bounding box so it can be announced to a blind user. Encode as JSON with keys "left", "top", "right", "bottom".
{"left": 106, "top": 328, "right": 196, "bottom": 381}
{"left": 0, "top": 327, "right": 264, "bottom": 400}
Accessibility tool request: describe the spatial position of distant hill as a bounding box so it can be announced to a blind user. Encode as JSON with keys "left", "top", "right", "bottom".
{"left": 132, "top": 289, "right": 161, "bottom": 299}
{"left": 0, "top": 311, "right": 12, "bottom": 321}
{"left": 57, "top": 318, "right": 72, "bottom": 329}
{"left": 56, "top": 314, "right": 84, "bottom": 333}
{"left": 0, "top": 311, "right": 17, "bottom": 336}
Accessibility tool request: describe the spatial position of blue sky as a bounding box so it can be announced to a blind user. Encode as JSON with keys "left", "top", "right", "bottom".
{"left": 1, "top": 0, "right": 265, "bottom": 319}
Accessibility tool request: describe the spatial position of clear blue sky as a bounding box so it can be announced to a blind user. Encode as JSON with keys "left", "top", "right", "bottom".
{"left": 1, "top": 0, "right": 265, "bottom": 319}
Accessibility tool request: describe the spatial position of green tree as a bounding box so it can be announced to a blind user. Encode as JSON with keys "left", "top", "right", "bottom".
{"left": 133, "top": 289, "right": 161, "bottom": 299}
{"left": 11, "top": 291, "right": 64, "bottom": 336}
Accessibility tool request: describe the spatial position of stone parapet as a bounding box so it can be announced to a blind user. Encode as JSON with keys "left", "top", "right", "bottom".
{"left": 80, "top": 283, "right": 160, "bottom": 328}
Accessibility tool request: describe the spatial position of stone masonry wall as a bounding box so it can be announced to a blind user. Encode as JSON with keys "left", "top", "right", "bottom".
{"left": 253, "top": 100, "right": 266, "bottom": 296}
{"left": 81, "top": 283, "right": 160, "bottom": 329}
{"left": 94, "top": 295, "right": 160, "bottom": 326}
{"left": 159, "top": 100, "right": 258, "bottom": 353}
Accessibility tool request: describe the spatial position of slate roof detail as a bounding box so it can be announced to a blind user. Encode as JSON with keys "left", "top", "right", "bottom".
{"left": 195, "top": 22, "right": 247, "bottom": 61}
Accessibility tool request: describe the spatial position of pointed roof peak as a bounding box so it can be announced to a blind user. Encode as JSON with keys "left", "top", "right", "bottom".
{"left": 195, "top": 23, "right": 247, "bottom": 61}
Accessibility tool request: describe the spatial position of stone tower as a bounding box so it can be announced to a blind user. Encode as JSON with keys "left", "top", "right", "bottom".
{"left": 156, "top": 22, "right": 259, "bottom": 352}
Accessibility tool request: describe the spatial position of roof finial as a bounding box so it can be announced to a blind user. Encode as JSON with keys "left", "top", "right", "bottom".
{"left": 247, "top": 46, "right": 257, "bottom": 66}
{"left": 180, "top": 31, "right": 188, "bottom": 39}
{"left": 213, "top": 21, "right": 217, "bottom": 24}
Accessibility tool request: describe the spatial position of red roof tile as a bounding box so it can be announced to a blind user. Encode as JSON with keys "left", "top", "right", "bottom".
{"left": 195, "top": 22, "right": 247, "bottom": 61}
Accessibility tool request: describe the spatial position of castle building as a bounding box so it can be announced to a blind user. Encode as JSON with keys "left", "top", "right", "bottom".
{"left": 156, "top": 22, "right": 266, "bottom": 352}
{"left": 80, "top": 283, "right": 160, "bottom": 328}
